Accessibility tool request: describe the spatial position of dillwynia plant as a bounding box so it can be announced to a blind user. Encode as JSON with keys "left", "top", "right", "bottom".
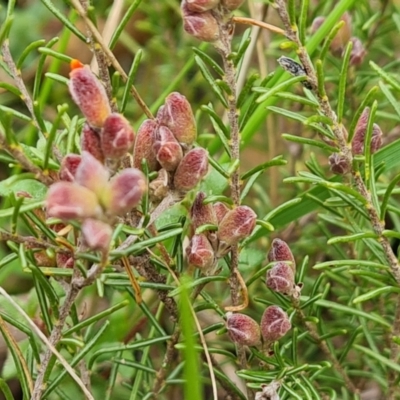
{"left": 1, "top": 0, "right": 400, "bottom": 399}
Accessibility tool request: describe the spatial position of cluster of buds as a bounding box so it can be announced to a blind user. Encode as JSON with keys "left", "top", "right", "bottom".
{"left": 185, "top": 192, "right": 257, "bottom": 273}
{"left": 47, "top": 151, "right": 146, "bottom": 254}
{"left": 69, "top": 60, "right": 134, "bottom": 162}
{"left": 180, "top": 0, "right": 243, "bottom": 43}
{"left": 311, "top": 13, "right": 366, "bottom": 66}
{"left": 266, "top": 239, "right": 301, "bottom": 299}
{"left": 226, "top": 305, "right": 291, "bottom": 348}
{"left": 134, "top": 92, "right": 208, "bottom": 200}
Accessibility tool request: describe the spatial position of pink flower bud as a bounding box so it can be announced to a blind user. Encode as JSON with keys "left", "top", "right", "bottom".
{"left": 133, "top": 119, "right": 159, "bottom": 171}
{"left": 371, "top": 123, "right": 383, "bottom": 153}
{"left": 186, "top": 234, "right": 215, "bottom": 270}
{"left": 266, "top": 262, "right": 295, "bottom": 296}
{"left": 260, "top": 306, "right": 291, "bottom": 343}
{"left": 158, "top": 92, "right": 197, "bottom": 145}
{"left": 349, "top": 37, "right": 366, "bottom": 66}
{"left": 75, "top": 151, "right": 109, "bottom": 197}
{"left": 329, "top": 153, "right": 351, "bottom": 175}
{"left": 222, "top": 0, "right": 244, "bottom": 10}
{"left": 56, "top": 252, "right": 74, "bottom": 268}
{"left": 217, "top": 206, "right": 257, "bottom": 246}
{"left": 330, "top": 13, "right": 352, "bottom": 56}
{"left": 190, "top": 192, "right": 218, "bottom": 231}
{"left": 226, "top": 312, "right": 261, "bottom": 346}
{"left": 213, "top": 202, "right": 230, "bottom": 224}
{"left": 59, "top": 154, "right": 81, "bottom": 182}
{"left": 81, "top": 123, "right": 104, "bottom": 162}
{"left": 105, "top": 168, "right": 147, "bottom": 216}
{"left": 186, "top": 0, "right": 219, "bottom": 12}
{"left": 181, "top": 3, "right": 220, "bottom": 43}
{"left": 174, "top": 148, "right": 208, "bottom": 192}
{"left": 82, "top": 218, "right": 113, "bottom": 252}
{"left": 310, "top": 16, "right": 326, "bottom": 34}
{"left": 101, "top": 113, "right": 135, "bottom": 159}
{"left": 69, "top": 62, "right": 111, "bottom": 129}
{"left": 46, "top": 182, "right": 102, "bottom": 220}
{"left": 153, "top": 126, "right": 183, "bottom": 171}
{"left": 268, "top": 239, "right": 296, "bottom": 272}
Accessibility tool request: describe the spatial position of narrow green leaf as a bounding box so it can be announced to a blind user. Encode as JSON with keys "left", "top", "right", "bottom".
{"left": 256, "top": 75, "right": 307, "bottom": 103}
{"left": 327, "top": 232, "right": 378, "bottom": 244}
{"left": 282, "top": 134, "right": 337, "bottom": 152}
{"left": 121, "top": 49, "right": 143, "bottom": 112}
{"left": 370, "top": 60, "right": 400, "bottom": 92}
{"left": 241, "top": 156, "right": 287, "bottom": 180}
{"left": 192, "top": 47, "right": 223, "bottom": 76}
{"left": 379, "top": 81, "right": 400, "bottom": 120}
{"left": 355, "top": 344, "right": 400, "bottom": 373}
{"left": 0, "top": 379, "right": 14, "bottom": 400}
{"left": 337, "top": 41, "right": 353, "bottom": 123}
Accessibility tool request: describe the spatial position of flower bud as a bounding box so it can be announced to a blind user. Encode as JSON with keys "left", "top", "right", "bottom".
{"left": 153, "top": 126, "right": 183, "bottom": 171}
{"left": 213, "top": 202, "right": 230, "bottom": 224}
{"left": 310, "top": 16, "right": 325, "bottom": 34}
{"left": 75, "top": 151, "right": 109, "bottom": 197}
{"left": 268, "top": 239, "right": 296, "bottom": 272}
{"left": 329, "top": 153, "right": 351, "bottom": 175}
{"left": 81, "top": 123, "right": 104, "bottom": 162}
{"left": 217, "top": 206, "right": 257, "bottom": 246}
{"left": 371, "top": 123, "right": 383, "bottom": 153}
{"left": 82, "top": 219, "right": 113, "bottom": 252}
{"left": 190, "top": 192, "right": 218, "bottom": 232}
{"left": 174, "top": 148, "right": 208, "bottom": 192}
{"left": 222, "top": 0, "right": 244, "bottom": 10}
{"left": 133, "top": 119, "right": 159, "bottom": 171}
{"left": 186, "top": 0, "right": 219, "bottom": 12}
{"left": 59, "top": 154, "right": 81, "bottom": 182}
{"left": 226, "top": 312, "right": 261, "bottom": 346}
{"left": 349, "top": 37, "right": 366, "bottom": 66}
{"left": 46, "top": 182, "right": 102, "bottom": 220}
{"left": 186, "top": 234, "right": 215, "bottom": 270}
{"left": 69, "top": 62, "right": 111, "bottom": 129}
{"left": 260, "top": 305, "right": 291, "bottom": 343}
{"left": 56, "top": 252, "right": 74, "bottom": 268}
{"left": 158, "top": 92, "right": 197, "bottom": 145}
{"left": 266, "top": 262, "right": 295, "bottom": 296}
{"left": 101, "top": 113, "right": 135, "bottom": 159}
{"left": 330, "top": 13, "right": 352, "bottom": 56}
{"left": 105, "top": 168, "right": 146, "bottom": 216}
{"left": 181, "top": 3, "right": 219, "bottom": 43}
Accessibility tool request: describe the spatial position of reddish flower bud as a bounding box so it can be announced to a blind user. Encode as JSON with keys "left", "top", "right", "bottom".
{"left": 82, "top": 219, "right": 113, "bottom": 252}
{"left": 46, "top": 182, "right": 101, "bottom": 220}
{"left": 158, "top": 92, "right": 197, "bottom": 145}
{"left": 133, "top": 119, "right": 159, "bottom": 171}
{"left": 330, "top": 13, "right": 352, "bottom": 56}
{"left": 213, "top": 202, "right": 230, "bottom": 224}
{"left": 186, "top": 0, "right": 219, "bottom": 12}
{"left": 329, "top": 153, "right": 351, "bottom": 175}
{"left": 371, "top": 123, "right": 383, "bottom": 153}
{"left": 260, "top": 305, "right": 291, "bottom": 343}
{"left": 75, "top": 151, "right": 109, "bottom": 197}
{"left": 59, "top": 154, "right": 81, "bottom": 182}
{"left": 217, "top": 206, "right": 257, "bottom": 246}
{"left": 310, "top": 16, "right": 325, "bottom": 34}
{"left": 349, "top": 37, "right": 366, "bottom": 66}
{"left": 226, "top": 312, "right": 261, "bottom": 346}
{"left": 69, "top": 64, "right": 111, "bottom": 128}
{"left": 186, "top": 234, "right": 215, "bottom": 270}
{"left": 266, "top": 262, "right": 295, "bottom": 296}
{"left": 56, "top": 252, "right": 74, "bottom": 268}
{"left": 190, "top": 192, "right": 218, "bottom": 232}
{"left": 181, "top": 4, "right": 220, "bottom": 43}
{"left": 153, "top": 126, "right": 183, "bottom": 171}
{"left": 174, "top": 148, "right": 208, "bottom": 192}
{"left": 104, "top": 168, "right": 146, "bottom": 215}
{"left": 222, "top": 0, "right": 244, "bottom": 10}
{"left": 81, "top": 123, "right": 104, "bottom": 162}
{"left": 268, "top": 239, "right": 296, "bottom": 272}
{"left": 101, "top": 113, "right": 135, "bottom": 159}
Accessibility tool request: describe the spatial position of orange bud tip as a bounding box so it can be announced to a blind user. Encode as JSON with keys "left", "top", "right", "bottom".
{"left": 70, "top": 59, "right": 84, "bottom": 71}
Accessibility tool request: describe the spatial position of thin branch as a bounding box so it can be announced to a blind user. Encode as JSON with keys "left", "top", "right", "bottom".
{"left": 232, "top": 16, "right": 285, "bottom": 35}
{"left": 68, "top": 0, "right": 154, "bottom": 119}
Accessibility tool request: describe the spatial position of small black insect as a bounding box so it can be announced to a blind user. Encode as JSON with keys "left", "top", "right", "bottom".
{"left": 277, "top": 56, "right": 312, "bottom": 89}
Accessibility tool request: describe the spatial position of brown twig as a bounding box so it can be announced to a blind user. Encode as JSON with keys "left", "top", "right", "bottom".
{"left": 232, "top": 16, "right": 285, "bottom": 35}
